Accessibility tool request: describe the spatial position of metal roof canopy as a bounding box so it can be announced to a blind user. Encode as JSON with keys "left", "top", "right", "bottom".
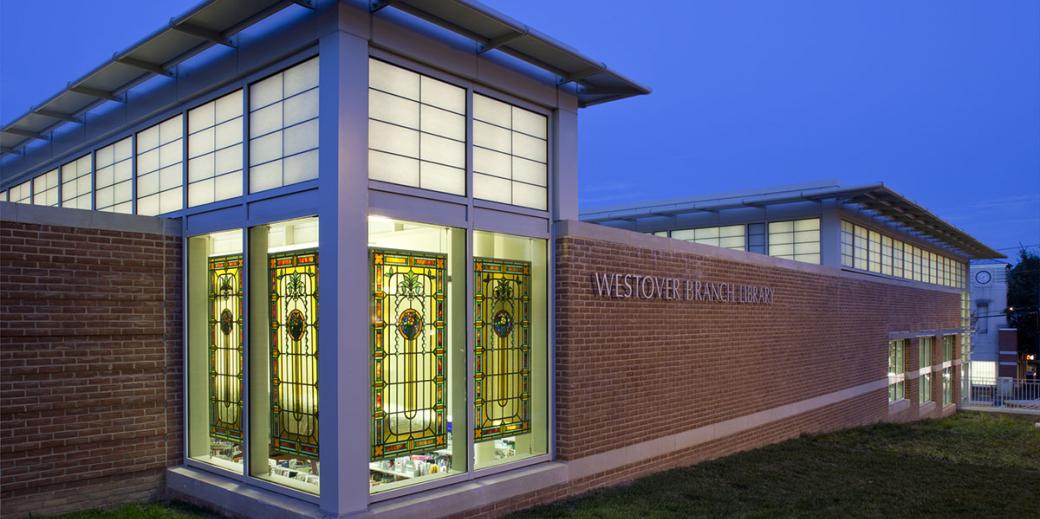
{"left": 376, "top": 0, "right": 651, "bottom": 107}
{"left": 0, "top": 0, "right": 309, "bottom": 157}
{"left": 580, "top": 183, "right": 1004, "bottom": 260}
{"left": 2, "top": 0, "right": 650, "bottom": 158}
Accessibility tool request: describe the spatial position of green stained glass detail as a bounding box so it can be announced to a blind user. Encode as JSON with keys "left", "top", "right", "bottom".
{"left": 474, "top": 258, "right": 531, "bottom": 441}
{"left": 208, "top": 255, "right": 243, "bottom": 442}
{"left": 269, "top": 249, "right": 319, "bottom": 460}
{"left": 370, "top": 248, "right": 447, "bottom": 460}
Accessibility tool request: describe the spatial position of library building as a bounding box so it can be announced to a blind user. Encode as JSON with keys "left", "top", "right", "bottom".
{"left": 0, "top": 1, "right": 1003, "bottom": 518}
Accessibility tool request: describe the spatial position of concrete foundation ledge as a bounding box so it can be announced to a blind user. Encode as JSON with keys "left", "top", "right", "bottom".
{"left": 166, "top": 466, "right": 323, "bottom": 519}
{"left": 364, "top": 462, "right": 567, "bottom": 518}
{"left": 166, "top": 461, "right": 569, "bottom": 519}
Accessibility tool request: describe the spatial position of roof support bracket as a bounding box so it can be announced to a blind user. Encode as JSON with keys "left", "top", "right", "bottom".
{"left": 560, "top": 65, "right": 606, "bottom": 85}
{"left": 116, "top": 56, "right": 175, "bottom": 77}
{"left": 34, "top": 109, "right": 82, "bottom": 124}
{"left": 69, "top": 85, "right": 124, "bottom": 102}
{"left": 479, "top": 30, "right": 528, "bottom": 54}
{"left": 370, "top": 0, "right": 395, "bottom": 12}
{"left": 171, "top": 22, "right": 235, "bottom": 47}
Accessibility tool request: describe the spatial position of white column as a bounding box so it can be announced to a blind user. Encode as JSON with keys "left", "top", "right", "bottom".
{"left": 552, "top": 93, "right": 579, "bottom": 222}
{"left": 317, "top": 3, "right": 370, "bottom": 514}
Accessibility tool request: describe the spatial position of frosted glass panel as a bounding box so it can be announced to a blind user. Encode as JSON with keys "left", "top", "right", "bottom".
{"left": 473, "top": 173, "right": 510, "bottom": 203}
{"left": 420, "top": 132, "right": 464, "bottom": 168}
{"left": 369, "top": 59, "right": 419, "bottom": 99}
{"left": 187, "top": 90, "right": 243, "bottom": 205}
{"left": 215, "top": 145, "right": 242, "bottom": 175}
{"left": 249, "top": 161, "right": 281, "bottom": 193}
{"left": 420, "top": 75, "right": 465, "bottom": 113}
{"left": 250, "top": 103, "right": 283, "bottom": 138}
{"left": 136, "top": 115, "right": 183, "bottom": 215}
{"left": 251, "top": 74, "right": 283, "bottom": 109}
{"left": 419, "top": 162, "right": 464, "bottom": 194}
{"left": 284, "top": 119, "right": 319, "bottom": 156}
{"left": 369, "top": 90, "right": 419, "bottom": 128}
{"left": 368, "top": 59, "right": 466, "bottom": 196}
{"left": 284, "top": 89, "right": 319, "bottom": 127}
{"left": 248, "top": 57, "right": 319, "bottom": 193}
{"left": 251, "top": 131, "right": 283, "bottom": 166}
{"left": 511, "top": 158, "right": 547, "bottom": 186}
{"left": 473, "top": 121, "right": 510, "bottom": 152}
{"left": 94, "top": 137, "right": 133, "bottom": 213}
{"left": 768, "top": 218, "right": 820, "bottom": 264}
{"left": 284, "top": 57, "right": 319, "bottom": 96}
{"left": 512, "top": 182, "right": 547, "bottom": 210}
{"left": 512, "top": 107, "right": 547, "bottom": 139}
{"left": 189, "top": 128, "right": 215, "bottom": 158}
{"left": 189, "top": 156, "right": 215, "bottom": 183}
{"left": 473, "top": 94, "right": 549, "bottom": 209}
{"left": 215, "top": 120, "right": 241, "bottom": 149}
{"left": 61, "top": 154, "right": 93, "bottom": 209}
{"left": 189, "top": 102, "right": 215, "bottom": 133}
{"left": 10, "top": 181, "right": 32, "bottom": 204}
{"left": 669, "top": 225, "right": 746, "bottom": 251}
{"left": 474, "top": 147, "right": 510, "bottom": 179}
{"left": 369, "top": 150, "right": 419, "bottom": 186}
{"left": 283, "top": 150, "right": 319, "bottom": 184}
{"left": 33, "top": 169, "right": 59, "bottom": 207}
{"left": 369, "top": 120, "right": 418, "bottom": 157}
{"left": 215, "top": 90, "right": 242, "bottom": 122}
{"left": 420, "top": 105, "right": 464, "bottom": 140}
{"left": 473, "top": 94, "right": 510, "bottom": 127}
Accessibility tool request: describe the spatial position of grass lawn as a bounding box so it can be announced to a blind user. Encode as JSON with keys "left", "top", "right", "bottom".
{"left": 46, "top": 502, "right": 217, "bottom": 519}
{"left": 512, "top": 412, "right": 1040, "bottom": 518}
{"left": 44, "top": 413, "right": 1039, "bottom": 519}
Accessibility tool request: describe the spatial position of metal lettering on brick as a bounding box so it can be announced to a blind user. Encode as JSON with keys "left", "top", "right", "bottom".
{"left": 592, "top": 272, "right": 775, "bottom": 304}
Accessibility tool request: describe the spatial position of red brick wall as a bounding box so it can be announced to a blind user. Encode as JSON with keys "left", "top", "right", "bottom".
{"left": 0, "top": 220, "right": 182, "bottom": 517}
{"left": 554, "top": 232, "right": 960, "bottom": 461}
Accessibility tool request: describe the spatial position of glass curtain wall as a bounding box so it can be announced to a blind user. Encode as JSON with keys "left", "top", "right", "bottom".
{"left": 368, "top": 217, "right": 465, "bottom": 492}
{"left": 187, "top": 230, "right": 245, "bottom": 473}
{"left": 472, "top": 231, "right": 548, "bottom": 469}
{"left": 249, "top": 217, "right": 321, "bottom": 494}
{"left": 186, "top": 217, "right": 321, "bottom": 496}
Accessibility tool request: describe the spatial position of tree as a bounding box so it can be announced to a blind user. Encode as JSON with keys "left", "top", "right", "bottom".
{"left": 1006, "top": 249, "right": 1040, "bottom": 357}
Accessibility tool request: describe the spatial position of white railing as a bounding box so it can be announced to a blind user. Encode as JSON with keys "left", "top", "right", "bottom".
{"left": 967, "top": 377, "right": 1040, "bottom": 411}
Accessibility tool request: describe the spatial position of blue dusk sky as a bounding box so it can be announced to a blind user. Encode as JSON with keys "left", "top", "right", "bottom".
{"left": 2, "top": 1, "right": 1037, "bottom": 260}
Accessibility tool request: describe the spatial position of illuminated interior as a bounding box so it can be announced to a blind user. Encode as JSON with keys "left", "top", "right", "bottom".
{"left": 187, "top": 229, "right": 244, "bottom": 473}
{"left": 368, "top": 216, "right": 465, "bottom": 492}
{"left": 249, "top": 217, "right": 321, "bottom": 494}
{"left": 473, "top": 231, "right": 548, "bottom": 469}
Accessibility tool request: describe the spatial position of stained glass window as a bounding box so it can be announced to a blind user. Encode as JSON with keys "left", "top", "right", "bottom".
{"left": 269, "top": 249, "right": 319, "bottom": 460}
{"left": 474, "top": 258, "right": 530, "bottom": 441}
{"left": 187, "top": 229, "right": 243, "bottom": 472}
{"left": 370, "top": 248, "right": 447, "bottom": 460}
{"left": 208, "top": 255, "right": 243, "bottom": 444}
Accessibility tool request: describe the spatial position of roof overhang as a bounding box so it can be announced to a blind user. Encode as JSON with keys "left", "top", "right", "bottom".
{"left": 376, "top": 0, "right": 651, "bottom": 107}
{"left": 581, "top": 183, "right": 1004, "bottom": 260}
{"left": 1, "top": 0, "right": 304, "bottom": 157}
{"left": 2, "top": 0, "right": 650, "bottom": 158}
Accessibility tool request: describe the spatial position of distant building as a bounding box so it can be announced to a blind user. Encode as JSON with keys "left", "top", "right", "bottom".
{"left": 968, "top": 261, "right": 1010, "bottom": 381}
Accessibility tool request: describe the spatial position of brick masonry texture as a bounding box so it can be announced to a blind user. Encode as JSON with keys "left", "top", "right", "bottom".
{"left": 0, "top": 220, "right": 182, "bottom": 518}
{"left": 0, "top": 218, "right": 963, "bottom": 519}
{"left": 552, "top": 235, "right": 960, "bottom": 462}
{"left": 451, "top": 234, "right": 962, "bottom": 518}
